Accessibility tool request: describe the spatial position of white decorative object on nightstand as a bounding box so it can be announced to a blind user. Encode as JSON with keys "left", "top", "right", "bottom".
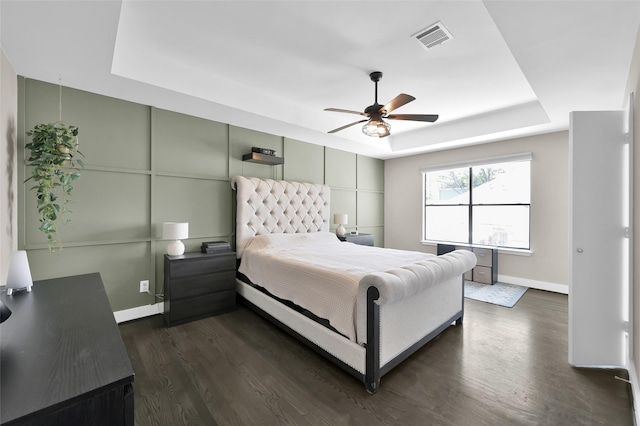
{"left": 333, "top": 213, "right": 347, "bottom": 237}
{"left": 163, "top": 222, "right": 189, "bottom": 256}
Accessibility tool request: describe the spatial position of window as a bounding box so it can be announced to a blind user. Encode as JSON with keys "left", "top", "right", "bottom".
{"left": 422, "top": 154, "right": 531, "bottom": 250}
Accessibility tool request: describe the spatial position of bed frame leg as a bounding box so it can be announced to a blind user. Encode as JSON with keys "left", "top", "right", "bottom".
{"left": 365, "top": 377, "right": 380, "bottom": 394}
{"left": 365, "top": 286, "right": 380, "bottom": 394}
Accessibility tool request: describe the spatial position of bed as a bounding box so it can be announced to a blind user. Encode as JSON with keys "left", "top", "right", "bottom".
{"left": 231, "top": 176, "right": 476, "bottom": 393}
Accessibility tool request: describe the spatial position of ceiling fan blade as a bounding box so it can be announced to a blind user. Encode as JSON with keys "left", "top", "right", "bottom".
{"left": 381, "top": 94, "right": 415, "bottom": 114}
{"left": 324, "top": 108, "right": 368, "bottom": 117}
{"left": 328, "top": 119, "right": 369, "bottom": 134}
{"left": 386, "top": 114, "right": 439, "bottom": 122}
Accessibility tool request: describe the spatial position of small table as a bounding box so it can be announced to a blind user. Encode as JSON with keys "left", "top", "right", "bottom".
{"left": 337, "top": 233, "right": 374, "bottom": 246}
{"left": 163, "top": 251, "right": 236, "bottom": 326}
{"left": 437, "top": 243, "right": 498, "bottom": 284}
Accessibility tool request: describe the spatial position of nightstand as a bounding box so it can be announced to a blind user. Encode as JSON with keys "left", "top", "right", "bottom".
{"left": 338, "top": 233, "right": 374, "bottom": 246}
{"left": 437, "top": 244, "right": 498, "bottom": 284}
{"left": 164, "top": 251, "right": 236, "bottom": 326}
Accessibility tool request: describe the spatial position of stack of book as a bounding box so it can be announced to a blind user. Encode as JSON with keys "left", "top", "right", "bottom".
{"left": 201, "top": 241, "right": 231, "bottom": 254}
{"left": 252, "top": 146, "right": 277, "bottom": 156}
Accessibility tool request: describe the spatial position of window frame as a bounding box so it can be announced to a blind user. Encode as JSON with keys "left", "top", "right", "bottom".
{"left": 421, "top": 153, "right": 532, "bottom": 250}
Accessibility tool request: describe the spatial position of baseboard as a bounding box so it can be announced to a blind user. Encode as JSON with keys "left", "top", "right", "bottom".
{"left": 112, "top": 277, "right": 566, "bottom": 322}
{"left": 629, "top": 357, "right": 640, "bottom": 426}
{"left": 498, "top": 275, "right": 568, "bottom": 294}
{"left": 114, "top": 302, "right": 163, "bottom": 324}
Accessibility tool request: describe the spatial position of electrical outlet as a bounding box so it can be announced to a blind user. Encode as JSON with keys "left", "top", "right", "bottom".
{"left": 139, "top": 280, "right": 150, "bottom": 293}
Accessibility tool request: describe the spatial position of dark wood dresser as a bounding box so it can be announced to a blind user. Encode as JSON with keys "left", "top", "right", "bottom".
{"left": 163, "top": 251, "right": 236, "bottom": 326}
{"left": 0, "top": 273, "right": 134, "bottom": 426}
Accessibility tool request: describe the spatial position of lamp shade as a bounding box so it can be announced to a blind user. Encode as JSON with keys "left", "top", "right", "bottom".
{"left": 162, "top": 222, "right": 189, "bottom": 240}
{"left": 333, "top": 214, "right": 348, "bottom": 225}
{"left": 6, "top": 250, "right": 33, "bottom": 296}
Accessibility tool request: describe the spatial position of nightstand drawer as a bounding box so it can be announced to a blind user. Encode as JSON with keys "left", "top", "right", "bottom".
{"left": 437, "top": 244, "right": 498, "bottom": 285}
{"left": 472, "top": 248, "right": 493, "bottom": 267}
{"left": 169, "top": 290, "right": 236, "bottom": 325}
{"left": 473, "top": 266, "right": 493, "bottom": 284}
{"left": 167, "top": 253, "right": 235, "bottom": 278}
{"left": 171, "top": 270, "right": 236, "bottom": 300}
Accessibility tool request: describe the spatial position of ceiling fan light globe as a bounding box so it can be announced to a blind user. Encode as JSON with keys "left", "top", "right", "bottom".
{"left": 362, "top": 119, "right": 390, "bottom": 137}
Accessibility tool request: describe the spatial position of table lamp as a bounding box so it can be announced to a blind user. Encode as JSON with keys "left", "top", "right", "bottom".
{"left": 163, "top": 222, "right": 189, "bottom": 256}
{"left": 334, "top": 213, "right": 348, "bottom": 237}
{"left": 6, "top": 250, "right": 34, "bottom": 296}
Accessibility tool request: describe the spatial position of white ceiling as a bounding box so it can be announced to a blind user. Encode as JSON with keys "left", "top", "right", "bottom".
{"left": 2, "top": 1, "right": 640, "bottom": 159}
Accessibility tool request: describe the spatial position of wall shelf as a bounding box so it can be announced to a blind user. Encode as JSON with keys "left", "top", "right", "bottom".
{"left": 242, "top": 152, "right": 284, "bottom": 165}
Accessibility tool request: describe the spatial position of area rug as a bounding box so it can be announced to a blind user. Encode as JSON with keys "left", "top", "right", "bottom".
{"left": 464, "top": 281, "right": 528, "bottom": 308}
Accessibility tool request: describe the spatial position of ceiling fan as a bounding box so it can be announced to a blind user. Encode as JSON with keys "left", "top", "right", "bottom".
{"left": 325, "top": 71, "right": 438, "bottom": 138}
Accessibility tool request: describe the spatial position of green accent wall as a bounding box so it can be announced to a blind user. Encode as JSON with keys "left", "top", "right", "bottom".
{"left": 17, "top": 77, "right": 384, "bottom": 313}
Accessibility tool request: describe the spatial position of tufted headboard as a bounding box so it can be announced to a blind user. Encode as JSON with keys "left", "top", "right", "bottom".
{"left": 231, "top": 176, "right": 331, "bottom": 257}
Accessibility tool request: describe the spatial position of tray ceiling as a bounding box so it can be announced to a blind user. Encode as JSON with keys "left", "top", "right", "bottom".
{"left": 2, "top": 1, "right": 640, "bottom": 158}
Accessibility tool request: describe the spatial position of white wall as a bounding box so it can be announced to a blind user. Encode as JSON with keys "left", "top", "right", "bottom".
{"left": 385, "top": 131, "right": 569, "bottom": 291}
{"left": 1, "top": 47, "right": 18, "bottom": 284}
{"left": 623, "top": 19, "right": 640, "bottom": 399}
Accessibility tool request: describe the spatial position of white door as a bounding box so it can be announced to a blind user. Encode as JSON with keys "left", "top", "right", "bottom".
{"left": 569, "top": 110, "right": 629, "bottom": 367}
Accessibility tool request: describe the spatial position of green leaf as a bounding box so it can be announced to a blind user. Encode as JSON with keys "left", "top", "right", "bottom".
{"left": 25, "top": 122, "right": 82, "bottom": 253}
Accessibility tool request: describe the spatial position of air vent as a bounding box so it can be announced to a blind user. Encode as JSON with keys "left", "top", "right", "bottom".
{"left": 413, "top": 21, "right": 453, "bottom": 50}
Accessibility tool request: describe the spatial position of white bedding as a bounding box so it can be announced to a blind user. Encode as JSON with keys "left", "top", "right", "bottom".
{"left": 238, "top": 232, "right": 437, "bottom": 343}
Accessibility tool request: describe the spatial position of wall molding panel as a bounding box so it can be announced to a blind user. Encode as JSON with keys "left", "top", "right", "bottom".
{"left": 17, "top": 78, "right": 384, "bottom": 314}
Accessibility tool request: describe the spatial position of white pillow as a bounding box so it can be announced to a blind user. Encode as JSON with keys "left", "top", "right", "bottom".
{"left": 243, "top": 232, "right": 339, "bottom": 252}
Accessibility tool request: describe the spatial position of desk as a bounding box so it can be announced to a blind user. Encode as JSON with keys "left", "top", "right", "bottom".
{"left": 0, "top": 273, "right": 134, "bottom": 425}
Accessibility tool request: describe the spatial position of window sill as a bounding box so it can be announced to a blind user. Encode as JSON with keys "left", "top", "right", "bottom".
{"left": 420, "top": 240, "right": 533, "bottom": 257}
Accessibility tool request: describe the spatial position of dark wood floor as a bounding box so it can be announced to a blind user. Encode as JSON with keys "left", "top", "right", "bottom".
{"left": 119, "top": 289, "right": 633, "bottom": 425}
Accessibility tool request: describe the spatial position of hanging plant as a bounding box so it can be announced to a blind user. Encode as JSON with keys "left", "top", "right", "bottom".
{"left": 25, "top": 122, "right": 84, "bottom": 253}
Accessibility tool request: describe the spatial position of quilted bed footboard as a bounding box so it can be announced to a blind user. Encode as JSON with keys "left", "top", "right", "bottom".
{"left": 357, "top": 250, "right": 477, "bottom": 393}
